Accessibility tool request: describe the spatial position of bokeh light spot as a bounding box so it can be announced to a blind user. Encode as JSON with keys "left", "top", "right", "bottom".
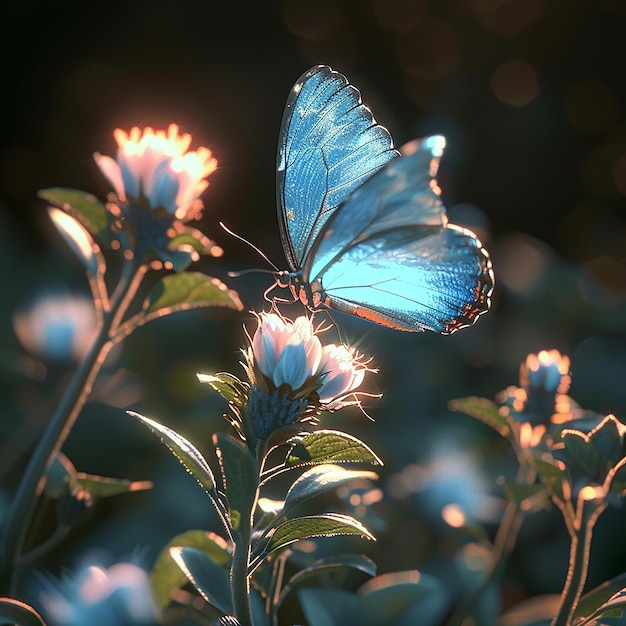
{"left": 394, "top": 18, "right": 459, "bottom": 80}
{"left": 491, "top": 59, "right": 540, "bottom": 107}
{"left": 461, "top": 0, "right": 544, "bottom": 36}
{"left": 371, "top": 0, "right": 427, "bottom": 33}
{"left": 281, "top": 0, "right": 345, "bottom": 42}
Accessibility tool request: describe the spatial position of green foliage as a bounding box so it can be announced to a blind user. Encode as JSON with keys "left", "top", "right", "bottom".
{"left": 129, "top": 411, "right": 219, "bottom": 501}
{"left": 298, "top": 570, "right": 449, "bottom": 626}
{"left": 151, "top": 530, "right": 231, "bottom": 609}
{"left": 575, "top": 574, "right": 626, "bottom": 624}
{"left": 285, "top": 430, "right": 383, "bottom": 468}
{"left": 214, "top": 433, "right": 258, "bottom": 533}
{"left": 39, "top": 187, "right": 112, "bottom": 243}
{"left": 198, "top": 373, "right": 249, "bottom": 412}
{"left": 448, "top": 396, "right": 512, "bottom": 438}
{"left": 145, "top": 272, "right": 243, "bottom": 316}
{"left": 277, "top": 554, "right": 377, "bottom": 608}
{"left": 170, "top": 546, "right": 234, "bottom": 614}
{"left": 0, "top": 598, "right": 46, "bottom": 626}
{"left": 257, "top": 513, "right": 375, "bottom": 559}
{"left": 281, "top": 465, "right": 379, "bottom": 519}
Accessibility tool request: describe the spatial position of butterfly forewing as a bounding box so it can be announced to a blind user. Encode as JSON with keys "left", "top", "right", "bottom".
{"left": 277, "top": 65, "right": 398, "bottom": 269}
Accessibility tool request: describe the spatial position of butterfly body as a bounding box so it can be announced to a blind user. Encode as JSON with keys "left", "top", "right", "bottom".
{"left": 276, "top": 65, "right": 494, "bottom": 333}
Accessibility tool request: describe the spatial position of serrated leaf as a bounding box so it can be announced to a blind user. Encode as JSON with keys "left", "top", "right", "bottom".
{"left": 170, "top": 546, "right": 233, "bottom": 614}
{"left": 0, "top": 597, "right": 46, "bottom": 626}
{"left": 286, "top": 430, "right": 382, "bottom": 468}
{"left": 358, "top": 570, "right": 449, "bottom": 626}
{"left": 198, "top": 373, "right": 249, "bottom": 410}
{"left": 129, "top": 411, "right": 218, "bottom": 500}
{"left": 575, "top": 574, "right": 626, "bottom": 621}
{"left": 279, "top": 554, "right": 376, "bottom": 608}
{"left": 39, "top": 187, "right": 111, "bottom": 243}
{"left": 260, "top": 513, "right": 374, "bottom": 557}
{"left": 214, "top": 433, "right": 258, "bottom": 533}
{"left": 449, "top": 397, "right": 512, "bottom": 438}
{"left": 282, "top": 465, "right": 378, "bottom": 518}
{"left": 151, "top": 530, "right": 231, "bottom": 609}
{"left": 145, "top": 272, "right": 242, "bottom": 315}
{"left": 74, "top": 473, "right": 152, "bottom": 498}
{"left": 48, "top": 207, "right": 103, "bottom": 275}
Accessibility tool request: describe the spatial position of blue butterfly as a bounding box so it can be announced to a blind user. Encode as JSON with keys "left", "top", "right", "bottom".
{"left": 276, "top": 65, "right": 494, "bottom": 333}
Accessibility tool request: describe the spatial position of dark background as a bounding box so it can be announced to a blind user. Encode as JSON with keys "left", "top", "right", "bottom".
{"left": 0, "top": 0, "right": 625, "bottom": 622}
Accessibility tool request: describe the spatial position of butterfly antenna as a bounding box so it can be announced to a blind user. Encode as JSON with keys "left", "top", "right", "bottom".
{"left": 219, "top": 222, "right": 280, "bottom": 273}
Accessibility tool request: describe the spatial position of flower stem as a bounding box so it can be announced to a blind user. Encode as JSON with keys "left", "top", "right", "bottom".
{"left": 231, "top": 529, "right": 254, "bottom": 626}
{"left": 551, "top": 499, "right": 606, "bottom": 626}
{"left": 0, "top": 255, "right": 145, "bottom": 594}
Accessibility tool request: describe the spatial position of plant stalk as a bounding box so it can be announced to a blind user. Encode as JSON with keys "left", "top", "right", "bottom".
{"left": 0, "top": 255, "right": 145, "bottom": 594}
{"left": 551, "top": 499, "right": 605, "bottom": 626}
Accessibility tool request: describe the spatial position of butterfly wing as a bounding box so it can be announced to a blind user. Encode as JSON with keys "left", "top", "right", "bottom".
{"left": 306, "top": 136, "right": 494, "bottom": 333}
{"left": 277, "top": 65, "right": 398, "bottom": 270}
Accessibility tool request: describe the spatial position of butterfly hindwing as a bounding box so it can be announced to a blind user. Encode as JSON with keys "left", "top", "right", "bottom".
{"left": 306, "top": 136, "right": 493, "bottom": 333}
{"left": 277, "top": 65, "right": 398, "bottom": 269}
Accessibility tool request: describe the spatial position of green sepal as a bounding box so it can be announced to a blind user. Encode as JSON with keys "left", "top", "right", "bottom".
{"left": 47, "top": 207, "right": 105, "bottom": 276}
{"left": 39, "top": 187, "right": 112, "bottom": 243}
{"left": 574, "top": 573, "right": 626, "bottom": 623}
{"left": 198, "top": 373, "right": 250, "bottom": 411}
{"left": 214, "top": 433, "right": 258, "bottom": 533}
{"left": 449, "top": 397, "right": 512, "bottom": 438}
{"left": 285, "top": 430, "right": 383, "bottom": 468}
{"left": 278, "top": 553, "right": 376, "bottom": 608}
{"left": 151, "top": 530, "right": 231, "bottom": 609}
{"left": 281, "top": 465, "right": 379, "bottom": 519}
{"left": 0, "top": 598, "right": 46, "bottom": 626}
{"left": 145, "top": 272, "right": 243, "bottom": 316}
{"left": 129, "top": 411, "right": 219, "bottom": 501}
{"left": 170, "top": 546, "right": 233, "bottom": 615}
{"left": 257, "top": 513, "right": 374, "bottom": 559}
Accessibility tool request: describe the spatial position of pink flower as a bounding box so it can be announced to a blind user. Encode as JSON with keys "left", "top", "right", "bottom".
{"left": 93, "top": 124, "right": 217, "bottom": 220}
{"left": 250, "top": 313, "right": 365, "bottom": 407}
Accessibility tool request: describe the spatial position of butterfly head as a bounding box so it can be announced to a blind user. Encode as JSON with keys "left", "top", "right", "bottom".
{"left": 276, "top": 270, "right": 327, "bottom": 311}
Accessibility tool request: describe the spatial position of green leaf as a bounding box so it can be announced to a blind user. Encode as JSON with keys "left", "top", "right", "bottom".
{"left": 151, "top": 530, "right": 231, "bottom": 609}
{"left": 44, "top": 453, "right": 76, "bottom": 498}
{"left": 129, "top": 411, "right": 218, "bottom": 500}
{"left": 282, "top": 465, "right": 378, "bottom": 518}
{"left": 578, "top": 587, "right": 626, "bottom": 624}
{"left": 170, "top": 546, "right": 233, "bottom": 614}
{"left": 214, "top": 433, "right": 258, "bottom": 532}
{"left": 499, "top": 595, "right": 560, "bottom": 626}
{"left": 534, "top": 457, "right": 567, "bottom": 501}
{"left": 448, "top": 397, "right": 512, "bottom": 438}
{"left": 299, "top": 588, "right": 360, "bottom": 626}
{"left": 502, "top": 482, "right": 550, "bottom": 512}
{"left": 278, "top": 554, "right": 376, "bottom": 608}
{"left": 575, "top": 573, "right": 626, "bottom": 621}
{"left": 286, "top": 430, "right": 383, "bottom": 468}
{"left": 358, "top": 571, "right": 449, "bottom": 626}
{"left": 198, "top": 373, "right": 250, "bottom": 410}
{"left": 145, "top": 272, "right": 242, "bottom": 315}
{"left": 0, "top": 597, "right": 46, "bottom": 626}
{"left": 47, "top": 207, "right": 104, "bottom": 275}
{"left": 609, "top": 457, "right": 626, "bottom": 496}
{"left": 259, "top": 513, "right": 375, "bottom": 558}
{"left": 39, "top": 187, "right": 111, "bottom": 243}
{"left": 74, "top": 473, "right": 152, "bottom": 498}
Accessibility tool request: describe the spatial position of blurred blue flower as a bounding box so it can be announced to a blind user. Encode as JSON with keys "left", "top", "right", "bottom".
{"left": 13, "top": 290, "right": 97, "bottom": 363}
{"left": 38, "top": 558, "right": 160, "bottom": 626}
